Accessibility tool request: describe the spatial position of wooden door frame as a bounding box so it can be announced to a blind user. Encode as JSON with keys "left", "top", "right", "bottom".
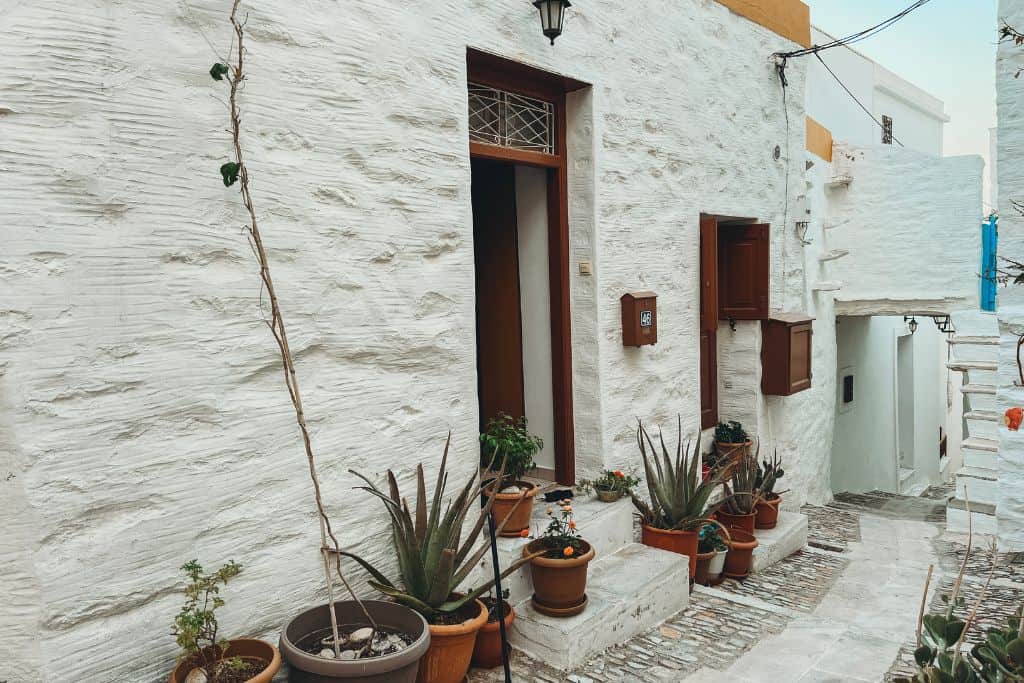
{"left": 467, "top": 50, "right": 581, "bottom": 485}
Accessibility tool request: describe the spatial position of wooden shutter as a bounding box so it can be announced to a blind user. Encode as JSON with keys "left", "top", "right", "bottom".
{"left": 700, "top": 216, "right": 719, "bottom": 428}
{"left": 718, "top": 223, "right": 770, "bottom": 320}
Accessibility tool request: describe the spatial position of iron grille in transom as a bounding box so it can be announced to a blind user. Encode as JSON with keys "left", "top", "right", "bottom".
{"left": 468, "top": 83, "right": 555, "bottom": 154}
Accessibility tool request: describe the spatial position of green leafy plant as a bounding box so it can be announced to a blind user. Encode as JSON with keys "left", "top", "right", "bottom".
{"left": 698, "top": 523, "right": 728, "bottom": 554}
{"left": 534, "top": 500, "right": 584, "bottom": 558}
{"left": 714, "top": 420, "right": 748, "bottom": 444}
{"left": 972, "top": 603, "right": 1024, "bottom": 680}
{"left": 755, "top": 451, "right": 785, "bottom": 500}
{"left": 719, "top": 445, "right": 762, "bottom": 516}
{"left": 171, "top": 560, "right": 248, "bottom": 682}
{"left": 341, "top": 435, "right": 543, "bottom": 624}
{"left": 577, "top": 468, "right": 640, "bottom": 496}
{"left": 631, "top": 417, "right": 725, "bottom": 531}
{"left": 480, "top": 413, "right": 543, "bottom": 487}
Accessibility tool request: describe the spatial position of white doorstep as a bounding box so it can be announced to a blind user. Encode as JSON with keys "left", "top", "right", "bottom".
{"left": 509, "top": 542, "right": 690, "bottom": 670}
{"left": 751, "top": 511, "right": 808, "bottom": 573}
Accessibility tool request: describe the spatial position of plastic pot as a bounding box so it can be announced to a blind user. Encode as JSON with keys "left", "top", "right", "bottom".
{"left": 716, "top": 510, "right": 756, "bottom": 535}
{"left": 169, "top": 639, "right": 281, "bottom": 683}
{"left": 722, "top": 529, "right": 759, "bottom": 580}
{"left": 707, "top": 549, "right": 727, "bottom": 585}
{"left": 280, "top": 600, "right": 430, "bottom": 683}
{"left": 693, "top": 550, "right": 716, "bottom": 586}
{"left": 755, "top": 496, "right": 782, "bottom": 529}
{"left": 525, "top": 539, "right": 595, "bottom": 617}
{"left": 641, "top": 525, "right": 699, "bottom": 583}
{"left": 487, "top": 481, "right": 538, "bottom": 537}
{"left": 470, "top": 602, "right": 514, "bottom": 670}
{"left": 417, "top": 599, "right": 487, "bottom": 683}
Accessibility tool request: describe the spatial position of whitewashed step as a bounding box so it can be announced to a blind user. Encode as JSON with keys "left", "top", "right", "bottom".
{"left": 955, "top": 466, "right": 999, "bottom": 506}
{"left": 962, "top": 384, "right": 998, "bottom": 412}
{"left": 948, "top": 336, "right": 1000, "bottom": 346}
{"left": 947, "top": 497, "right": 997, "bottom": 535}
{"left": 962, "top": 436, "right": 999, "bottom": 452}
{"left": 964, "top": 448, "right": 998, "bottom": 471}
{"left": 966, "top": 410, "right": 1000, "bottom": 423}
{"left": 961, "top": 384, "right": 997, "bottom": 396}
{"left": 470, "top": 495, "right": 633, "bottom": 603}
{"left": 818, "top": 249, "right": 849, "bottom": 263}
{"left": 509, "top": 542, "right": 689, "bottom": 670}
{"left": 948, "top": 360, "right": 998, "bottom": 372}
{"left": 965, "top": 414, "right": 1001, "bottom": 443}
{"left": 751, "top": 511, "right": 808, "bottom": 572}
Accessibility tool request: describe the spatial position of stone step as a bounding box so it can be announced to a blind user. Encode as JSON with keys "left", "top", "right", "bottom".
{"left": 948, "top": 336, "right": 1000, "bottom": 345}
{"left": 750, "top": 511, "right": 808, "bottom": 572}
{"left": 948, "top": 360, "right": 998, "bottom": 372}
{"left": 962, "top": 384, "right": 998, "bottom": 412}
{"left": 962, "top": 436, "right": 999, "bottom": 453}
{"left": 965, "top": 410, "right": 1001, "bottom": 422}
{"left": 470, "top": 494, "right": 634, "bottom": 603}
{"left": 961, "top": 383, "right": 997, "bottom": 396}
{"left": 946, "top": 497, "right": 997, "bottom": 535}
{"left": 509, "top": 542, "right": 690, "bottom": 670}
{"left": 955, "top": 466, "right": 999, "bottom": 506}
{"left": 964, "top": 448, "right": 997, "bottom": 471}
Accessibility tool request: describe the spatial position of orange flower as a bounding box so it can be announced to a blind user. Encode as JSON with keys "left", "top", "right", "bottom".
{"left": 519, "top": 528, "right": 530, "bottom": 538}
{"left": 568, "top": 520, "right": 577, "bottom": 529}
{"left": 563, "top": 505, "right": 572, "bottom": 512}
{"left": 546, "top": 507, "right": 554, "bottom": 515}
{"left": 614, "top": 470, "right": 624, "bottom": 478}
{"left": 563, "top": 546, "right": 575, "bottom": 557}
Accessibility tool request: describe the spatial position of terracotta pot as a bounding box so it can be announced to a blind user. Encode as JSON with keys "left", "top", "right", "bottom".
{"left": 722, "top": 528, "right": 759, "bottom": 579}
{"left": 641, "top": 525, "right": 699, "bottom": 583}
{"left": 716, "top": 509, "right": 756, "bottom": 535}
{"left": 417, "top": 599, "right": 488, "bottom": 683}
{"left": 595, "top": 488, "right": 623, "bottom": 503}
{"left": 487, "top": 481, "right": 538, "bottom": 537}
{"left": 714, "top": 439, "right": 751, "bottom": 461}
{"left": 280, "top": 600, "right": 430, "bottom": 683}
{"left": 693, "top": 550, "right": 716, "bottom": 586}
{"left": 169, "top": 639, "right": 281, "bottom": 683}
{"left": 524, "top": 539, "right": 595, "bottom": 616}
{"left": 755, "top": 495, "right": 782, "bottom": 529}
{"left": 707, "top": 549, "right": 727, "bottom": 585}
{"left": 470, "top": 602, "right": 514, "bottom": 670}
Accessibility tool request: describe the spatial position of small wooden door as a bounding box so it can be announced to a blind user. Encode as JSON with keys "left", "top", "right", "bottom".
{"left": 700, "top": 215, "right": 719, "bottom": 429}
{"left": 718, "top": 223, "right": 770, "bottom": 320}
{"left": 472, "top": 158, "right": 526, "bottom": 430}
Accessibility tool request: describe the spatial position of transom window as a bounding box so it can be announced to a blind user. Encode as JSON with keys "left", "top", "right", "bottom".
{"left": 468, "top": 83, "right": 555, "bottom": 154}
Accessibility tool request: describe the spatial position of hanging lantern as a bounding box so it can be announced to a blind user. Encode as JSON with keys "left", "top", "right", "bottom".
{"left": 533, "top": 0, "right": 571, "bottom": 45}
{"left": 904, "top": 316, "right": 918, "bottom": 335}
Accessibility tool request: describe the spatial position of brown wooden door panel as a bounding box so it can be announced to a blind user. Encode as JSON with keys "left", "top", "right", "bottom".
{"left": 718, "top": 223, "right": 770, "bottom": 320}
{"left": 472, "top": 158, "right": 526, "bottom": 428}
{"left": 700, "top": 215, "right": 718, "bottom": 333}
{"left": 700, "top": 328, "right": 718, "bottom": 429}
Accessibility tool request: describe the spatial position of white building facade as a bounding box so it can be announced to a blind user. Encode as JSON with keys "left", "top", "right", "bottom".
{"left": 0, "top": 1, "right": 984, "bottom": 680}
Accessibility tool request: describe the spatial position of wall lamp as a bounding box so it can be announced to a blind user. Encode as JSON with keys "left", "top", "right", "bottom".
{"left": 534, "top": 0, "right": 571, "bottom": 45}
{"left": 931, "top": 314, "right": 955, "bottom": 334}
{"left": 904, "top": 316, "right": 918, "bottom": 335}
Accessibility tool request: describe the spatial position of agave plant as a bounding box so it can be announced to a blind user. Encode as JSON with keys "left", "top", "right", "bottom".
{"left": 631, "top": 417, "right": 725, "bottom": 531}
{"left": 719, "top": 443, "right": 762, "bottom": 515}
{"left": 340, "top": 434, "right": 541, "bottom": 623}
{"left": 755, "top": 450, "right": 785, "bottom": 500}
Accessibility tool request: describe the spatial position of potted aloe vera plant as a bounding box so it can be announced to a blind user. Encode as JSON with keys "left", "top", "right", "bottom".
{"left": 340, "top": 438, "right": 542, "bottom": 683}
{"left": 755, "top": 451, "right": 786, "bottom": 529}
{"left": 576, "top": 468, "right": 640, "bottom": 502}
{"left": 632, "top": 418, "right": 725, "bottom": 584}
{"left": 480, "top": 414, "right": 543, "bottom": 536}
{"left": 715, "top": 443, "right": 762, "bottom": 535}
{"left": 168, "top": 561, "right": 281, "bottom": 683}
{"left": 523, "top": 500, "right": 594, "bottom": 617}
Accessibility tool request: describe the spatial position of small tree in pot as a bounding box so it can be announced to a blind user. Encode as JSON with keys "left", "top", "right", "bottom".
{"left": 632, "top": 418, "right": 726, "bottom": 585}
{"left": 480, "top": 413, "right": 543, "bottom": 536}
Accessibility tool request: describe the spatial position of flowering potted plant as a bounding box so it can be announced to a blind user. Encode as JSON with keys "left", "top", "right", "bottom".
{"left": 577, "top": 468, "right": 640, "bottom": 502}
{"left": 168, "top": 560, "right": 281, "bottom": 683}
{"left": 522, "top": 501, "right": 594, "bottom": 617}
{"left": 632, "top": 418, "right": 725, "bottom": 584}
{"left": 754, "top": 451, "right": 786, "bottom": 529}
{"left": 480, "top": 413, "right": 544, "bottom": 536}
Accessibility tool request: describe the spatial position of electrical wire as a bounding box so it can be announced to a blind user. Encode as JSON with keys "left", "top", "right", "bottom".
{"left": 773, "top": 0, "right": 934, "bottom": 60}
{"left": 814, "top": 52, "right": 905, "bottom": 147}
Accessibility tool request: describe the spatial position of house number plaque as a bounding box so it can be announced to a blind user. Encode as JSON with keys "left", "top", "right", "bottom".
{"left": 621, "top": 291, "right": 658, "bottom": 347}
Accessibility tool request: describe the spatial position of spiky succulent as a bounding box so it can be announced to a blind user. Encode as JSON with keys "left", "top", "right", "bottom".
{"left": 719, "top": 443, "right": 762, "bottom": 515}
{"left": 972, "top": 603, "right": 1024, "bottom": 681}
{"left": 631, "top": 417, "right": 724, "bottom": 531}
{"left": 341, "top": 435, "right": 541, "bottom": 623}
{"left": 755, "top": 450, "right": 785, "bottom": 499}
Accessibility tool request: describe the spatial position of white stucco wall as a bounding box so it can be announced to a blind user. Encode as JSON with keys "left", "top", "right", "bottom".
{"left": 826, "top": 144, "right": 984, "bottom": 316}
{"left": 996, "top": 0, "right": 1024, "bottom": 552}
{"left": 0, "top": 1, "right": 822, "bottom": 680}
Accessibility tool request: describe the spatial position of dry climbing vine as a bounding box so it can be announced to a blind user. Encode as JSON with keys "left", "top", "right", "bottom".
{"left": 211, "top": 0, "right": 375, "bottom": 656}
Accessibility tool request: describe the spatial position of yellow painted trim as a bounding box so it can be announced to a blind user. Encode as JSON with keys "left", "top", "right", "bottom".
{"left": 805, "top": 116, "right": 833, "bottom": 162}
{"left": 714, "top": 0, "right": 811, "bottom": 49}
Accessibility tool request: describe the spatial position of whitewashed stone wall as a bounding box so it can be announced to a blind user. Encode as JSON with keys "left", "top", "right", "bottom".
{"left": 996, "top": 0, "right": 1024, "bottom": 552}
{"left": 0, "top": 1, "right": 825, "bottom": 680}
{"left": 826, "top": 144, "right": 984, "bottom": 316}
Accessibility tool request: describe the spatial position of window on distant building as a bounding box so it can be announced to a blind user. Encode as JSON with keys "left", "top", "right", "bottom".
{"left": 881, "top": 115, "right": 893, "bottom": 145}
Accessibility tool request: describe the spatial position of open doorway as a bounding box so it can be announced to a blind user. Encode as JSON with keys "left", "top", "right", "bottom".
{"left": 896, "top": 333, "right": 916, "bottom": 482}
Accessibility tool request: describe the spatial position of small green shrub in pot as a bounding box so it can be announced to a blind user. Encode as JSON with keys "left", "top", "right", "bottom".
{"left": 577, "top": 468, "right": 640, "bottom": 502}
{"left": 480, "top": 413, "right": 542, "bottom": 489}
{"left": 713, "top": 420, "right": 750, "bottom": 463}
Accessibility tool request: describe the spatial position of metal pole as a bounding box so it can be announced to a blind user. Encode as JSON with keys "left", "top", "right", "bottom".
{"left": 482, "top": 481, "right": 513, "bottom": 683}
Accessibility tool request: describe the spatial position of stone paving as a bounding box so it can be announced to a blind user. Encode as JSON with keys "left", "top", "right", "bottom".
{"left": 802, "top": 503, "right": 861, "bottom": 552}
{"left": 712, "top": 547, "right": 848, "bottom": 613}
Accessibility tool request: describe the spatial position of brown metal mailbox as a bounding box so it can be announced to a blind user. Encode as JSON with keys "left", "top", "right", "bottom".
{"left": 761, "top": 313, "right": 813, "bottom": 396}
{"left": 621, "top": 291, "right": 657, "bottom": 347}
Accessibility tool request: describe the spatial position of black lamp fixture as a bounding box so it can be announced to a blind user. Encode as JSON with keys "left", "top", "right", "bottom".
{"left": 904, "top": 316, "right": 919, "bottom": 335}
{"left": 931, "top": 314, "right": 955, "bottom": 334}
{"left": 533, "top": 0, "right": 571, "bottom": 45}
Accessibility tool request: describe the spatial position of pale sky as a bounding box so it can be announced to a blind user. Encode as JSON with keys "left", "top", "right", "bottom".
{"left": 805, "top": 0, "right": 997, "bottom": 208}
